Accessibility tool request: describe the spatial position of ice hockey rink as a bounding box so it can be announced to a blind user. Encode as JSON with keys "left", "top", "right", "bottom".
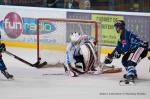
{"left": 0, "top": 47, "right": 150, "bottom": 99}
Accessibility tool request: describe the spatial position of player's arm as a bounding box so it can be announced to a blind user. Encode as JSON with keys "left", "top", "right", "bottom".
{"left": 104, "top": 41, "right": 123, "bottom": 64}
{"left": 66, "top": 44, "right": 73, "bottom": 65}
{"left": 65, "top": 43, "right": 77, "bottom": 69}
{"left": 80, "top": 35, "right": 97, "bottom": 46}
{"left": 79, "top": 35, "right": 90, "bottom": 42}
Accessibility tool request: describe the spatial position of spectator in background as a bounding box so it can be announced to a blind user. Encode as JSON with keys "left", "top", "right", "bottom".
{"left": 3, "top": 0, "right": 8, "bottom": 5}
{"left": 129, "top": 3, "right": 141, "bottom": 12}
{"left": 2, "top": 0, "right": 11, "bottom": 5}
{"left": 47, "top": 0, "right": 57, "bottom": 8}
{"left": 82, "top": 0, "right": 91, "bottom": 10}
{"left": 47, "top": 0, "right": 65, "bottom": 8}
{"left": 56, "top": 0, "right": 65, "bottom": 8}
{"left": 65, "top": 0, "right": 79, "bottom": 9}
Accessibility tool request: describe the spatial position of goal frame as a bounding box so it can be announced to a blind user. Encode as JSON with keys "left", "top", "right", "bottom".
{"left": 36, "top": 18, "right": 99, "bottom": 66}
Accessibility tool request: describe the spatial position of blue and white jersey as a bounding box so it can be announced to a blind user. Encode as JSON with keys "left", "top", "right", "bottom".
{"left": 116, "top": 30, "right": 143, "bottom": 53}
{"left": 66, "top": 35, "right": 90, "bottom": 65}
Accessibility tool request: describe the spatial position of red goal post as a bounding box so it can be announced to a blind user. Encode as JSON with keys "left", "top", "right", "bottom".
{"left": 36, "top": 18, "right": 100, "bottom": 66}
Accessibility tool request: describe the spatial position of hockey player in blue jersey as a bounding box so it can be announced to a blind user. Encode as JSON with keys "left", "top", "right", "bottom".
{"left": 65, "top": 32, "right": 97, "bottom": 77}
{"left": 104, "top": 20, "right": 149, "bottom": 80}
{"left": 0, "top": 33, "right": 14, "bottom": 79}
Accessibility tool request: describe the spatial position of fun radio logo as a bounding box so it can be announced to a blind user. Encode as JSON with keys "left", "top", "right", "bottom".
{"left": 1, "top": 12, "right": 56, "bottom": 39}
{"left": 4, "top": 12, "right": 23, "bottom": 38}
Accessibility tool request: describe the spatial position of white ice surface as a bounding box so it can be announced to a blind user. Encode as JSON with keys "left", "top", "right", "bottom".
{"left": 0, "top": 47, "right": 150, "bottom": 99}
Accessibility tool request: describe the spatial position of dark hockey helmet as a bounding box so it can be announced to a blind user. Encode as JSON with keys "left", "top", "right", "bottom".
{"left": 114, "top": 20, "right": 125, "bottom": 29}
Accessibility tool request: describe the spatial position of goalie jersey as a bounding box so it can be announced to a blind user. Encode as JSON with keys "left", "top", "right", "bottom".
{"left": 66, "top": 35, "right": 91, "bottom": 65}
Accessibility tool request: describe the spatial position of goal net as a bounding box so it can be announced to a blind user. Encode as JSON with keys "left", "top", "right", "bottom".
{"left": 36, "top": 18, "right": 99, "bottom": 67}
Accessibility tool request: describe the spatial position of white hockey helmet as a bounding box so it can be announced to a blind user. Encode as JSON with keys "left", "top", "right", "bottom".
{"left": 70, "top": 32, "right": 81, "bottom": 44}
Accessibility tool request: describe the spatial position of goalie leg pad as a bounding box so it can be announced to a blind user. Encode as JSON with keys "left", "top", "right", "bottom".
{"left": 80, "top": 43, "right": 96, "bottom": 72}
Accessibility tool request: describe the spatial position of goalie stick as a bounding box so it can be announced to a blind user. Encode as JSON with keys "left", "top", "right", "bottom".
{"left": 4, "top": 50, "right": 47, "bottom": 68}
{"left": 97, "top": 63, "right": 122, "bottom": 74}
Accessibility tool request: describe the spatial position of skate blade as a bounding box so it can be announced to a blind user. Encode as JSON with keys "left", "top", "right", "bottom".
{"left": 7, "top": 77, "right": 15, "bottom": 80}
{"left": 119, "top": 80, "right": 135, "bottom": 86}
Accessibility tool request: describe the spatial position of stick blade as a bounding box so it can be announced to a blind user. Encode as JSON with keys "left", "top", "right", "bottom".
{"left": 102, "top": 67, "right": 122, "bottom": 74}
{"left": 33, "top": 61, "right": 47, "bottom": 68}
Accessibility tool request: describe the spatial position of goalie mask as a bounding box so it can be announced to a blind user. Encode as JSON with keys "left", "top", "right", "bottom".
{"left": 70, "top": 32, "right": 81, "bottom": 45}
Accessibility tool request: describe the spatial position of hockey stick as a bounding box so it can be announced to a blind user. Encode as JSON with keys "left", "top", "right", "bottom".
{"left": 98, "top": 63, "right": 122, "bottom": 74}
{"left": 4, "top": 50, "right": 47, "bottom": 68}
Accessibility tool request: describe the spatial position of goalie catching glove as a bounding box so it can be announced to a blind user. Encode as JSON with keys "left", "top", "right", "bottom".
{"left": 0, "top": 43, "right": 6, "bottom": 53}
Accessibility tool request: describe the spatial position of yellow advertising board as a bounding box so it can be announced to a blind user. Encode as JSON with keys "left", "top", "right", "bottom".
{"left": 92, "top": 14, "right": 124, "bottom": 46}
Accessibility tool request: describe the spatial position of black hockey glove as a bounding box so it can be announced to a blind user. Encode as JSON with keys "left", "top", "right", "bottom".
{"left": 104, "top": 53, "right": 113, "bottom": 64}
{"left": 114, "top": 51, "right": 121, "bottom": 59}
{"left": 0, "top": 43, "right": 6, "bottom": 53}
{"left": 141, "top": 41, "right": 149, "bottom": 49}
{"left": 148, "top": 56, "right": 150, "bottom": 60}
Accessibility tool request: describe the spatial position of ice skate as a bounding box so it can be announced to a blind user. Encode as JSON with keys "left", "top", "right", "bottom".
{"left": 120, "top": 75, "right": 136, "bottom": 86}
{"left": 123, "top": 73, "right": 138, "bottom": 79}
{"left": 119, "top": 66, "right": 136, "bottom": 86}
{"left": 1, "top": 70, "right": 14, "bottom": 79}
